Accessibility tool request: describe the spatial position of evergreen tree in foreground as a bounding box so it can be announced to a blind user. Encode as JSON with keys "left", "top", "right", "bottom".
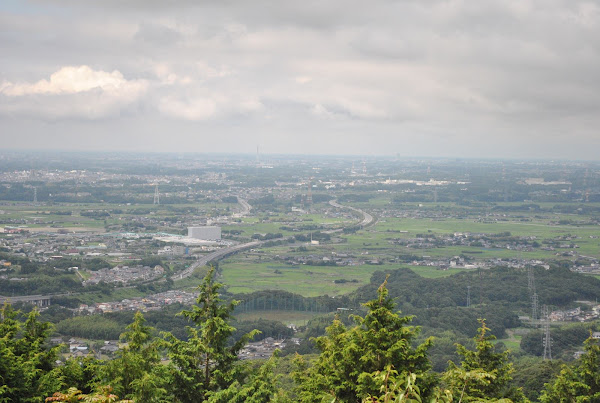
{"left": 101, "top": 311, "right": 168, "bottom": 402}
{"left": 163, "top": 266, "right": 261, "bottom": 402}
{"left": 442, "top": 319, "right": 525, "bottom": 402}
{"left": 293, "top": 275, "right": 434, "bottom": 402}
{"left": 0, "top": 304, "right": 61, "bottom": 402}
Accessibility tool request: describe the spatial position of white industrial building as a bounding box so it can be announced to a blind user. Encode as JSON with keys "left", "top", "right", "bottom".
{"left": 188, "top": 226, "right": 221, "bottom": 240}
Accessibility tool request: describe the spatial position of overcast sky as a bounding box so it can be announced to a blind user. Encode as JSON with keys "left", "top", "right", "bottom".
{"left": 1, "top": 0, "right": 599, "bottom": 159}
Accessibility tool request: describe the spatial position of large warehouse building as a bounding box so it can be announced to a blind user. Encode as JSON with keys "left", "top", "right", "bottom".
{"left": 187, "top": 226, "right": 221, "bottom": 240}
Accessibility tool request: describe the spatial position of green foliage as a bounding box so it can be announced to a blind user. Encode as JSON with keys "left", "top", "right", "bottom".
{"left": 56, "top": 315, "right": 124, "bottom": 340}
{"left": 292, "top": 276, "right": 434, "bottom": 402}
{"left": 44, "top": 356, "right": 101, "bottom": 396}
{"left": 163, "top": 266, "right": 260, "bottom": 402}
{"left": 100, "top": 311, "right": 168, "bottom": 401}
{"left": 441, "top": 319, "right": 525, "bottom": 402}
{"left": 365, "top": 371, "right": 454, "bottom": 403}
{"left": 540, "top": 335, "right": 600, "bottom": 402}
{"left": 0, "top": 304, "right": 61, "bottom": 402}
{"left": 512, "top": 356, "right": 563, "bottom": 401}
{"left": 208, "top": 352, "right": 281, "bottom": 403}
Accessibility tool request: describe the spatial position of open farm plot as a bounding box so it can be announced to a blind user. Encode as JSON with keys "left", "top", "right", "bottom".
{"left": 342, "top": 216, "right": 600, "bottom": 259}
{"left": 234, "top": 310, "right": 322, "bottom": 325}
{"left": 218, "top": 256, "right": 467, "bottom": 297}
{"left": 218, "top": 258, "right": 383, "bottom": 297}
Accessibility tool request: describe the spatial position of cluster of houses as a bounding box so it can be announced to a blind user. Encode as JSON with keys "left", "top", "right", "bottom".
{"left": 238, "top": 337, "right": 294, "bottom": 360}
{"left": 77, "top": 290, "right": 199, "bottom": 314}
{"left": 83, "top": 264, "right": 165, "bottom": 286}
{"left": 49, "top": 337, "right": 121, "bottom": 359}
{"left": 389, "top": 231, "right": 539, "bottom": 252}
{"left": 549, "top": 305, "right": 600, "bottom": 322}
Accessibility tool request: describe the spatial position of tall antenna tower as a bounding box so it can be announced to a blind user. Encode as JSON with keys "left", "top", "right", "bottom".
{"left": 153, "top": 184, "right": 160, "bottom": 205}
{"left": 584, "top": 167, "right": 589, "bottom": 202}
{"left": 33, "top": 187, "right": 37, "bottom": 204}
{"left": 542, "top": 305, "right": 552, "bottom": 360}
{"left": 467, "top": 286, "right": 471, "bottom": 308}
{"left": 306, "top": 179, "right": 313, "bottom": 205}
{"left": 362, "top": 160, "right": 367, "bottom": 175}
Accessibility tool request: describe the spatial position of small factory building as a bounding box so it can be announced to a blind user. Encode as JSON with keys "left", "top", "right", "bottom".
{"left": 188, "top": 226, "right": 221, "bottom": 240}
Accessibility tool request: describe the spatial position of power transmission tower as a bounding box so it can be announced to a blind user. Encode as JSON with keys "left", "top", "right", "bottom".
{"left": 306, "top": 178, "right": 313, "bottom": 205}
{"left": 531, "top": 292, "right": 539, "bottom": 324}
{"left": 528, "top": 267, "right": 538, "bottom": 324}
{"left": 542, "top": 305, "right": 552, "bottom": 360}
{"left": 527, "top": 266, "right": 535, "bottom": 292}
{"left": 466, "top": 286, "right": 471, "bottom": 308}
{"left": 33, "top": 187, "right": 37, "bottom": 204}
{"left": 153, "top": 184, "right": 160, "bottom": 205}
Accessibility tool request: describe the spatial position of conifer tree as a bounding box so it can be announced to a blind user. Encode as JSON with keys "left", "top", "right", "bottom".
{"left": 164, "top": 266, "right": 259, "bottom": 402}
{"left": 442, "top": 319, "right": 525, "bottom": 402}
{"left": 0, "top": 304, "right": 61, "bottom": 402}
{"left": 102, "top": 311, "right": 168, "bottom": 402}
{"left": 293, "top": 276, "right": 434, "bottom": 402}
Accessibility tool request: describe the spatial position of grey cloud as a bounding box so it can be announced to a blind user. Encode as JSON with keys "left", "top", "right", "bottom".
{"left": 134, "top": 22, "right": 183, "bottom": 46}
{"left": 1, "top": 0, "right": 599, "bottom": 159}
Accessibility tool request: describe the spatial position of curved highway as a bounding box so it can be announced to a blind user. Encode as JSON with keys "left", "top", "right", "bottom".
{"left": 237, "top": 198, "right": 252, "bottom": 215}
{"left": 172, "top": 240, "right": 263, "bottom": 280}
{"left": 329, "top": 199, "right": 374, "bottom": 227}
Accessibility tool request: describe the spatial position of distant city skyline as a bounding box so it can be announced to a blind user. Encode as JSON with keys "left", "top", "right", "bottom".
{"left": 1, "top": 1, "right": 599, "bottom": 159}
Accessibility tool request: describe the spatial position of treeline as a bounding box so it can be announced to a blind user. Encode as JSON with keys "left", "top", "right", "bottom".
{"left": 47, "top": 303, "right": 293, "bottom": 344}
{"left": 355, "top": 266, "right": 600, "bottom": 313}
{"left": 232, "top": 289, "right": 354, "bottom": 315}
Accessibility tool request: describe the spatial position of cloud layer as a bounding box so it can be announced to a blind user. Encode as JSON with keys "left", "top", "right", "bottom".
{"left": 0, "top": 0, "right": 599, "bottom": 158}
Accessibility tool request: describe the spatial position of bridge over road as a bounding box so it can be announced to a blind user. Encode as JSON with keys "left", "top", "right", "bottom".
{"left": 0, "top": 294, "right": 52, "bottom": 308}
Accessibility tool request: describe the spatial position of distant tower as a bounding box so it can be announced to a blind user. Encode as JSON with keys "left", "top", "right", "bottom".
{"left": 33, "top": 187, "right": 37, "bottom": 204}
{"left": 542, "top": 305, "right": 552, "bottom": 360}
{"left": 467, "top": 286, "right": 471, "bottom": 308}
{"left": 351, "top": 161, "right": 356, "bottom": 174}
{"left": 153, "top": 184, "right": 160, "bottom": 205}
{"left": 502, "top": 162, "right": 509, "bottom": 202}
{"left": 584, "top": 167, "right": 589, "bottom": 202}
{"left": 528, "top": 266, "right": 538, "bottom": 323}
{"left": 256, "top": 145, "right": 260, "bottom": 167}
{"left": 527, "top": 266, "right": 535, "bottom": 293}
{"left": 362, "top": 160, "right": 367, "bottom": 175}
{"left": 531, "top": 292, "right": 539, "bottom": 323}
{"left": 433, "top": 188, "right": 438, "bottom": 203}
{"left": 306, "top": 179, "right": 313, "bottom": 205}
